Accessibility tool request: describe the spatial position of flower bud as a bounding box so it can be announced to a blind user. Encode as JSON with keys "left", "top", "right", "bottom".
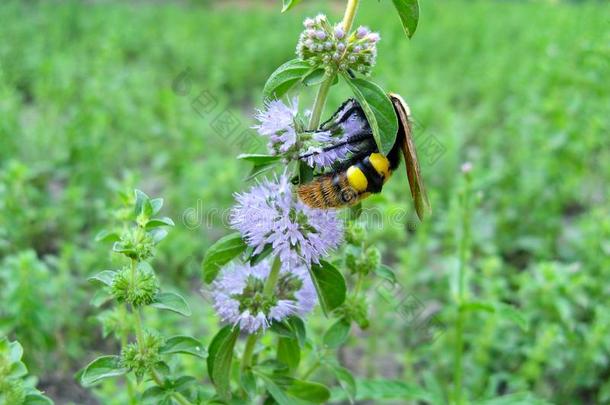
{"left": 111, "top": 264, "right": 159, "bottom": 307}
{"left": 304, "top": 18, "right": 315, "bottom": 28}
{"left": 337, "top": 42, "right": 346, "bottom": 52}
{"left": 334, "top": 26, "right": 345, "bottom": 39}
{"left": 120, "top": 332, "right": 164, "bottom": 379}
{"left": 316, "top": 30, "right": 327, "bottom": 41}
{"left": 367, "top": 32, "right": 381, "bottom": 43}
{"left": 356, "top": 26, "right": 369, "bottom": 39}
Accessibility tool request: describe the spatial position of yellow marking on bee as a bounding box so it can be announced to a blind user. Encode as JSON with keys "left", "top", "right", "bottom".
{"left": 346, "top": 166, "right": 368, "bottom": 192}
{"left": 369, "top": 153, "right": 390, "bottom": 178}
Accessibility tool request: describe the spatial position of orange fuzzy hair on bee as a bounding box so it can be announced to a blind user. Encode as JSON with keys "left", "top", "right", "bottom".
{"left": 297, "top": 173, "right": 362, "bottom": 209}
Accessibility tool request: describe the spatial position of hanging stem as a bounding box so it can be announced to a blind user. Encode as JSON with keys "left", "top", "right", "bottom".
{"left": 453, "top": 170, "right": 473, "bottom": 405}
{"left": 307, "top": 0, "right": 360, "bottom": 131}
{"left": 241, "top": 255, "right": 282, "bottom": 373}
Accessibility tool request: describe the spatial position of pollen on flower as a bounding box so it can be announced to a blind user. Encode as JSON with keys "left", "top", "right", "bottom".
{"left": 296, "top": 16, "right": 379, "bottom": 76}
{"left": 211, "top": 260, "right": 317, "bottom": 334}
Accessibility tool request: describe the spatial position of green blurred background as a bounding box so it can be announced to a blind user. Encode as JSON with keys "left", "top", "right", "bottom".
{"left": 0, "top": 0, "right": 608, "bottom": 403}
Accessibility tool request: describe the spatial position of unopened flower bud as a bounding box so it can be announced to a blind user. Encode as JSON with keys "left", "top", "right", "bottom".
{"left": 353, "top": 45, "right": 362, "bottom": 53}
{"left": 337, "top": 42, "right": 346, "bottom": 52}
{"left": 316, "top": 30, "right": 327, "bottom": 40}
{"left": 367, "top": 32, "right": 381, "bottom": 43}
{"left": 324, "top": 41, "right": 333, "bottom": 50}
{"left": 335, "top": 26, "right": 345, "bottom": 39}
{"left": 356, "top": 26, "right": 369, "bottom": 39}
{"left": 304, "top": 18, "right": 315, "bottom": 28}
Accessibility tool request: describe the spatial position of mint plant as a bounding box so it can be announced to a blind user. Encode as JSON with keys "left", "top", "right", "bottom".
{"left": 80, "top": 190, "right": 202, "bottom": 405}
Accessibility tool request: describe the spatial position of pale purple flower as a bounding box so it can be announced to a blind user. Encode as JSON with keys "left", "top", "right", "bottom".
{"left": 230, "top": 174, "right": 343, "bottom": 267}
{"left": 334, "top": 26, "right": 345, "bottom": 39}
{"left": 212, "top": 260, "right": 317, "bottom": 334}
{"left": 356, "top": 26, "right": 370, "bottom": 39}
{"left": 253, "top": 99, "right": 298, "bottom": 155}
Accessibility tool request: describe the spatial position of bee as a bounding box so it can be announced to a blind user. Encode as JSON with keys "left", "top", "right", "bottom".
{"left": 297, "top": 93, "right": 431, "bottom": 220}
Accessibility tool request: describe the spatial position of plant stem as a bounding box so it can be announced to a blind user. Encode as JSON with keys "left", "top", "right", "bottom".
{"left": 241, "top": 333, "right": 259, "bottom": 372}
{"left": 307, "top": 74, "right": 334, "bottom": 131}
{"left": 241, "top": 255, "right": 282, "bottom": 373}
{"left": 263, "top": 255, "right": 282, "bottom": 296}
{"left": 342, "top": 0, "right": 360, "bottom": 32}
{"left": 454, "top": 172, "right": 472, "bottom": 405}
{"left": 307, "top": 0, "right": 360, "bottom": 131}
{"left": 119, "top": 304, "right": 137, "bottom": 404}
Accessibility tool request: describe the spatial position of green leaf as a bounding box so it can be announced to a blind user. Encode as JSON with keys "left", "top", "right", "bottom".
{"left": 237, "top": 154, "right": 282, "bottom": 165}
{"left": 329, "top": 365, "right": 356, "bottom": 404}
{"left": 277, "top": 337, "right": 300, "bottom": 372}
{"left": 323, "top": 319, "right": 351, "bottom": 349}
{"left": 309, "top": 260, "right": 347, "bottom": 316}
{"left": 142, "top": 386, "right": 167, "bottom": 402}
{"left": 160, "top": 335, "right": 206, "bottom": 358}
{"left": 149, "top": 228, "right": 169, "bottom": 244}
{"left": 23, "top": 394, "right": 53, "bottom": 405}
{"left": 151, "top": 292, "right": 191, "bottom": 316}
{"left": 79, "top": 355, "right": 127, "bottom": 387}
{"left": 496, "top": 303, "right": 528, "bottom": 331}
{"left": 95, "top": 229, "right": 120, "bottom": 243}
{"left": 249, "top": 244, "right": 273, "bottom": 266}
{"left": 375, "top": 265, "right": 397, "bottom": 285}
{"left": 342, "top": 76, "right": 398, "bottom": 155}
{"left": 134, "top": 189, "right": 150, "bottom": 216}
{"left": 391, "top": 0, "right": 420, "bottom": 39}
{"left": 332, "top": 379, "right": 431, "bottom": 402}
{"left": 281, "top": 0, "right": 303, "bottom": 12}
{"left": 302, "top": 68, "right": 326, "bottom": 86}
{"left": 150, "top": 198, "right": 164, "bottom": 215}
{"left": 263, "top": 59, "right": 312, "bottom": 99}
{"left": 202, "top": 233, "right": 247, "bottom": 284}
{"left": 88, "top": 270, "right": 116, "bottom": 287}
{"left": 146, "top": 217, "right": 175, "bottom": 229}
{"left": 288, "top": 317, "right": 307, "bottom": 347}
{"left": 9, "top": 340, "right": 23, "bottom": 362}
{"left": 286, "top": 380, "right": 331, "bottom": 403}
{"left": 259, "top": 374, "right": 293, "bottom": 405}
{"left": 207, "top": 325, "right": 240, "bottom": 400}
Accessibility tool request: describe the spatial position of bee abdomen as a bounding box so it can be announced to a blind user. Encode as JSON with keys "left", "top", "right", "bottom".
{"left": 297, "top": 173, "right": 361, "bottom": 209}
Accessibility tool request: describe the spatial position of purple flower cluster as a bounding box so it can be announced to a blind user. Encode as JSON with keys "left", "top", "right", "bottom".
{"left": 253, "top": 98, "right": 299, "bottom": 155}
{"left": 212, "top": 260, "right": 317, "bottom": 334}
{"left": 296, "top": 14, "right": 380, "bottom": 75}
{"left": 230, "top": 174, "right": 343, "bottom": 267}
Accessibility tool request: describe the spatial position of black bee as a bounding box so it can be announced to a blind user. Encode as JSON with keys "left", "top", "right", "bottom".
{"left": 297, "top": 93, "right": 431, "bottom": 220}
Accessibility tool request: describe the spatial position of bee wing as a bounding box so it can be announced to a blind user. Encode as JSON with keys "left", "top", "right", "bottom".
{"left": 389, "top": 93, "right": 432, "bottom": 221}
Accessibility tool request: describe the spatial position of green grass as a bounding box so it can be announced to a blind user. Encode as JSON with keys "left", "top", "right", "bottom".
{"left": 0, "top": 0, "right": 608, "bottom": 404}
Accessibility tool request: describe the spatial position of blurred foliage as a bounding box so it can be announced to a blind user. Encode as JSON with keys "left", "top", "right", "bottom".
{"left": 0, "top": 0, "right": 608, "bottom": 403}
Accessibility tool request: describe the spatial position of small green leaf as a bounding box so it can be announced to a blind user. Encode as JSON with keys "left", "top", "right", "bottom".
{"left": 263, "top": 59, "right": 312, "bottom": 99}
{"left": 281, "top": 0, "right": 303, "bottom": 12}
{"left": 207, "top": 326, "right": 240, "bottom": 400}
{"left": 286, "top": 380, "right": 331, "bottom": 403}
{"left": 391, "top": 0, "right": 420, "bottom": 39}
{"left": 309, "top": 260, "right": 347, "bottom": 316}
{"left": 329, "top": 365, "right": 357, "bottom": 404}
{"left": 323, "top": 319, "right": 351, "bottom": 349}
{"left": 288, "top": 316, "right": 307, "bottom": 347}
{"left": 202, "top": 233, "right": 247, "bottom": 284}
{"left": 238, "top": 154, "right": 282, "bottom": 165}
{"left": 151, "top": 292, "right": 191, "bottom": 316}
{"left": 142, "top": 386, "right": 167, "bottom": 402}
{"left": 88, "top": 270, "right": 116, "bottom": 287}
{"left": 375, "top": 265, "right": 397, "bottom": 285}
{"left": 302, "top": 68, "right": 326, "bottom": 86}
{"left": 146, "top": 217, "right": 175, "bottom": 229}
{"left": 149, "top": 228, "right": 169, "bottom": 244}
{"left": 150, "top": 198, "right": 164, "bottom": 215}
{"left": 277, "top": 337, "right": 300, "bottom": 372}
{"left": 332, "top": 379, "right": 431, "bottom": 402}
{"left": 95, "top": 229, "right": 120, "bottom": 243}
{"left": 249, "top": 244, "right": 273, "bottom": 266}
{"left": 80, "top": 355, "right": 127, "bottom": 387}
{"left": 342, "top": 75, "right": 398, "bottom": 155}
{"left": 134, "top": 189, "right": 150, "bottom": 216}
{"left": 160, "top": 336, "right": 206, "bottom": 358}
{"left": 496, "top": 303, "right": 528, "bottom": 331}
{"left": 23, "top": 394, "right": 53, "bottom": 405}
